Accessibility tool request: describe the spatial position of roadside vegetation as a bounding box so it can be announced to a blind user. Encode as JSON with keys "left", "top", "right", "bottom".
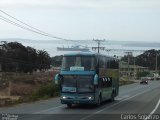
{"left": 0, "top": 72, "right": 60, "bottom": 107}
{"left": 29, "top": 83, "right": 59, "bottom": 101}
{"left": 121, "top": 49, "right": 160, "bottom": 72}
{"left": 119, "top": 78, "right": 135, "bottom": 86}
{"left": 0, "top": 42, "right": 51, "bottom": 73}
{"left": 136, "top": 71, "right": 150, "bottom": 79}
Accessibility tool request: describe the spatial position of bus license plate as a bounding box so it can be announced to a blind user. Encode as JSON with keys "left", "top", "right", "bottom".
{"left": 74, "top": 101, "right": 79, "bottom": 103}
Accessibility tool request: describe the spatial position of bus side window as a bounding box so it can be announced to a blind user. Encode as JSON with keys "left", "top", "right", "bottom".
{"left": 99, "top": 78, "right": 102, "bottom": 87}
{"left": 109, "top": 60, "right": 118, "bottom": 69}
{"left": 107, "top": 59, "right": 111, "bottom": 69}
{"left": 107, "top": 77, "right": 112, "bottom": 87}
{"left": 99, "top": 57, "right": 105, "bottom": 68}
{"left": 99, "top": 78, "right": 104, "bottom": 88}
{"left": 101, "top": 77, "right": 112, "bottom": 88}
{"left": 99, "top": 57, "right": 103, "bottom": 68}
{"left": 90, "top": 57, "right": 95, "bottom": 70}
{"left": 105, "top": 58, "right": 108, "bottom": 69}
{"left": 86, "top": 59, "right": 91, "bottom": 70}
{"left": 100, "top": 78, "right": 107, "bottom": 88}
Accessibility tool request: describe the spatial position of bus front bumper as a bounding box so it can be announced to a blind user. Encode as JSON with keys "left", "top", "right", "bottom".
{"left": 60, "top": 94, "right": 96, "bottom": 105}
{"left": 61, "top": 99, "right": 95, "bottom": 104}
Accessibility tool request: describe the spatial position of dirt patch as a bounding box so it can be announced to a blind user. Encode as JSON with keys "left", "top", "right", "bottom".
{"left": 0, "top": 71, "right": 59, "bottom": 107}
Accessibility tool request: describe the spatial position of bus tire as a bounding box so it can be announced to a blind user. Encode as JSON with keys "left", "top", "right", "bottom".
{"left": 110, "top": 91, "right": 115, "bottom": 102}
{"left": 67, "top": 104, "right": 72, "bottom": 108}
{"left": 96, "top": 95, "right": 101, "bottom": 107}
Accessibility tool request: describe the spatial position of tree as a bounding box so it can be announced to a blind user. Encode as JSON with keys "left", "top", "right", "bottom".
{"left": 121, "top": 49, "right": 160, "bottom": 70}
{"left": 51, "top": 55, "right": 63, "bottom": 67}
{"left": 137, "top": 71, "right": 150, "bottom": 79}
{"left": 136, "top": 49, "right": 160, "bottom": 70}
{"left": 0, "top": 41, "right": 51, "bottom": 73}
{"left": 37, "top": 50, "right": 51, "bottom": 71}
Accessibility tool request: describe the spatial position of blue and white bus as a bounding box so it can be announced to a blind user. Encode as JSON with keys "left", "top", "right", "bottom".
{"left": 55, "top": 52, "right": 119, "bottom": 107}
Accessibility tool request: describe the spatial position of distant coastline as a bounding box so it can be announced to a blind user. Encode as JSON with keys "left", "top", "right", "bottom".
{"left": 123, "top": 43, "right": 160, "bottom": 48}
{"left": 0, "top": 38, "right": 160, "bottom": 57}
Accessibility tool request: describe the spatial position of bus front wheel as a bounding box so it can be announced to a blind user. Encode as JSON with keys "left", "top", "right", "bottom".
{"left": 96, "top": 96, "right": 101, "bottom": 107}
{"left": 67, "top": 104, "right": 72, "bottom": 108}
{"left": 110, "top": 92, "right": 115, "bottom": 102}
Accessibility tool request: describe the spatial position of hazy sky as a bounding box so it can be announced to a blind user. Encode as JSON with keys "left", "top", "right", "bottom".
{"left": 0, "top": 0, "right": 160, "bottom": 42}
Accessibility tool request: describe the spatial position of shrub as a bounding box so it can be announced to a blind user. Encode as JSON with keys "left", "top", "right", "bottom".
{"left": 29, "top": 83, "right": 59, "bottom": 101}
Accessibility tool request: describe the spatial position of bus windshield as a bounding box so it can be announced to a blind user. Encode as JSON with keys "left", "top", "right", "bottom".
{"left": 61, "top": 75, "right": 94, "bottom": 93}
{"left": 61, "top": 56, "right": 96, "bottom": 71}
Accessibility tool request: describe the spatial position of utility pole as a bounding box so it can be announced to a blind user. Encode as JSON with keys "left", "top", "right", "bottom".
{"left": 156, "top": 53, "right": 158, "bottom": 74}
{"left": 134, "top": 57, "right": 136, "bottom": 80}
{"left": 155, "top": 53, "right": 160, "bottom": 80}
{"left": 92, "top": 39, "right": 105, "bottom": 53}
{"left": 124, "top": 52, "right": 133, "bottom": 80}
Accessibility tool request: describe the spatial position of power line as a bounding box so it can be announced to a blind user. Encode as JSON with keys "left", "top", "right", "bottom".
{"left": 0, "top": 9, "right": 57, "bottom": 38}
{"left": 0, "top": 15, "right": 57, "bottom": 38}
{"left": 0, "top": 15, "right": 81, "bottom": 42}
{"left": 0, "top": 9, "right": 73, "bottom": 41}
{"left": 0, "top": 9, "right": 87, "bottom": 42}
{"left": 105, "top": 48, "right": 146, "bottom": 52}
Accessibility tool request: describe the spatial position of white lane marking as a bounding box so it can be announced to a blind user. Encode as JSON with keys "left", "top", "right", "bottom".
{"left": 80, "top": 87, "right": 156, "bottom": 120}
{"left": 17, "top": 105, "right": 64, "bottom": 119}
{"left": 116, "top": 95, "right": 130, "bottom": 100}
{"left": 144, "top": 97, "right": 160, "bottom": 120}
{"left": 34, "top": 105, "right": 64, "bottom": 114}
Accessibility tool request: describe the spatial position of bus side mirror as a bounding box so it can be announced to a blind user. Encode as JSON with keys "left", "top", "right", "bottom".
{"left": 54, "top": 74, "right": 60, "bottom": 84}
{"left": 93, "top": 74, "right": 98, "bottom": 85}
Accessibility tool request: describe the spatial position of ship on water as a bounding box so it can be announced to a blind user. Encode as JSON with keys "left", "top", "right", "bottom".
{"left": 57, "top": 45, "right": 90, "bottom": 52}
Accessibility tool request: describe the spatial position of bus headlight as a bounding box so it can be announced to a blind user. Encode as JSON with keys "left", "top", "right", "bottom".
{"left": 88, "top": 96, "right": 94, "bottom": 100}
{"left": 61, "top": 96, "right": 67, "bottom": 99}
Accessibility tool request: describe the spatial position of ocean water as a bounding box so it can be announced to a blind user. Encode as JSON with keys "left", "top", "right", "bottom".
{"left": 21, "top": 40, "right": 160, "bottom": 57}
{"left": 1, "top": 39, "right": 159, "bottom": 57}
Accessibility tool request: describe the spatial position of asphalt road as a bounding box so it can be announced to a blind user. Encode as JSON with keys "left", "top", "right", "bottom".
{"left": 0, "top": 81, "right": 160, "bottom": 120}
